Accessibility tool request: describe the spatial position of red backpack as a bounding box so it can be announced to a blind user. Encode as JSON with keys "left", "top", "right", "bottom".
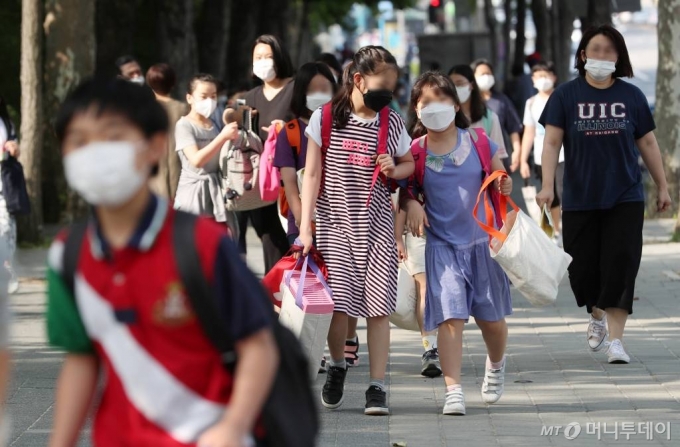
{"left": 320, "top": 103, "right": 394, "bottom": 206}
{"left": 404, "top": 127, "right": 504, "bottom": 228}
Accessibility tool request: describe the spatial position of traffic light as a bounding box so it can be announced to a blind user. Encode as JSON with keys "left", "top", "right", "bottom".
{"left": 428, "top": 0, "right": 444, "bottom": 28}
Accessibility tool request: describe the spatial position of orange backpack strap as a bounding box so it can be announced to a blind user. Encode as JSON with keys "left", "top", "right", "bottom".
{"left": 284, "top": 119, "right": 302, "bottom": 157}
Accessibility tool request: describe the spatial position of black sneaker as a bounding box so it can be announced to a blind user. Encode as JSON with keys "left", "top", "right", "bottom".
{"left": 321, "top": 366, "right": 348, "bottom": 409}
{"left": 421, "top": 348, "right": 442, "bottom": 378}
{"left": 364, "top": 385, "right": 389, "bottom": 415}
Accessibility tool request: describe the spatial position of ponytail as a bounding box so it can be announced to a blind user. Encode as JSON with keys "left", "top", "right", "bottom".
{"left": 331, "top": 61, "right": 357, "bottom": 129}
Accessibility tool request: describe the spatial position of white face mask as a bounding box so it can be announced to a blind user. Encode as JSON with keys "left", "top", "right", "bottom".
{"left": 534, "top": 78, "right": 555, "bottom": 93}
{"left": 306, "top": 92, "right": 332, "bottom": 111}
{"left": 130, "top": 76, "right": 145, "bottom": 86}
{"left": 64, "top": 141, "right": 147, "bottom": 207}
{"left": 193, "top": 97, "right": 217, "bottom": 118}
{"left": 584, "top": 58, "right": 616, "bottom": 81}
{"left": 475, "top": 74, "right": 495, "bottom": 92}
{"left": 253, "top": 58, "right": 276, "bottom": 82}
{"left": 419, "top": 102, "right": 457, "bottom": 132}
{"left": 456, "top": 85, "right": 472, "bottom": 103}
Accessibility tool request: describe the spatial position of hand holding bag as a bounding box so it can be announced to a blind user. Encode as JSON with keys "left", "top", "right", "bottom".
{"left": 473, "top": 171, "right": 572, "bottom": 307}
{"left": 262, "top": 244, "right": 328, "bottom": 307}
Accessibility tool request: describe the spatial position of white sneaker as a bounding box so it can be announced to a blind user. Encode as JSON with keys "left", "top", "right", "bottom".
{"left": 481, "top": 356, "right": 506, "bottom": 404}
{"left": 443, "top": 387, "right": 465, "bottom": 415}
{"left": 607, "top": 339, "right": 630, "bottom": 364}
{"left": 587, "top": 314, "right": 608, "bottom": 351}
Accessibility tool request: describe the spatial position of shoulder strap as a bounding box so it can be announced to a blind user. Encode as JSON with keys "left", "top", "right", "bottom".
{"left": 172, "top": 211, "right": 236, "bottom": 364}
{"left": 321, "top": 104, "right": 332, "bottom": 153}
{"left": 411, "top": 136, "right": 427, "bottom": 188}
{"left": 62, "top": 221, "right": 89, "bottom": 297}
{"left": 469, "top": 127, "right": 492, "bottom": 175}
{"left": 284, "top": 119, "right": 301, "bottom": 156}
{"left": 377, "top": 107, "right": 390, "bottom": 155}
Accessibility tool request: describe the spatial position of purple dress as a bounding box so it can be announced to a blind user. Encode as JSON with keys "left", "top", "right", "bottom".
{"left": 422, "top": 129, "right": 512, "bottom": 330}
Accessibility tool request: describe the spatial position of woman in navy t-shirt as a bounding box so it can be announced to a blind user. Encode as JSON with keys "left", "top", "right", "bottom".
{"left": 537, "top": 25, "right": 671, "bottom": 365}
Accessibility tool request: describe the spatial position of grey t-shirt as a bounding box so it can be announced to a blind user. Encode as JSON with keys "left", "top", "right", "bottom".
{"left": 175, "top": 116, "right": 220, "bottom": 174}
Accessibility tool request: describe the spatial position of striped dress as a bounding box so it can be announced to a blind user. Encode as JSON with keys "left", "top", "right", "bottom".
{"left": 306, "top": 108, "right": 410, "bottom": 318}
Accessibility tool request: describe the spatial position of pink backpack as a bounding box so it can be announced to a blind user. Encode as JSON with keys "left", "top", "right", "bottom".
{"left": 403, "top": 127, "right": 504, "bottom": 228}
{"left": 259, "top": 125, "right": 282, "bottom": 202}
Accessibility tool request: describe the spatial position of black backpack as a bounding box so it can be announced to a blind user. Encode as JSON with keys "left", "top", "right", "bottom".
{"left": 1, "top": 156, "right": 31, "bottom": 215}
{"left": 61, "top": 211, "right": 319, "bottom": 447}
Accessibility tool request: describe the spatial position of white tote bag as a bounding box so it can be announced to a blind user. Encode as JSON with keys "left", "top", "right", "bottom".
{"left": 389, "top": 263, "right": 420, "bottom": 331}
{"left": 278, "top": 255, "right": 333, "bottom": 381}
{"left": 474, "top": 171, "right": 572, "bottom": 307}
{"left": 521, "top": 180, "right": 542, "bottom": 224}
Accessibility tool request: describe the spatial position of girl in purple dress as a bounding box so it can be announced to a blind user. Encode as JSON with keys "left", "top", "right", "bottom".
{"left": 402, "top": 72, "right": 513, "bottom": 416}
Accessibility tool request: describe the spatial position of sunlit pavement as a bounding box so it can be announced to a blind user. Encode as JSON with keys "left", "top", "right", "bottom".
{"left": 7, "top": 226, "right": 680, "bottom": 446}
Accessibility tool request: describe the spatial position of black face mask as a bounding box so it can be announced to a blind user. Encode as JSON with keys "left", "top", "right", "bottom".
{"left": 362, "top": 89, "right": 393, "bottom": 112}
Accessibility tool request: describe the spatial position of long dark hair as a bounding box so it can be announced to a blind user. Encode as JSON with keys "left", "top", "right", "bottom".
{"left": 332, "top": 45, "right": 398, "bottom": 129}
{"left": 0, "top": 96, "right": 13, "bottom": 137}
{"left": 448, "top": 65, "right": 487, "bottom": 124}
{"left": 409, "top": 71, "right": 470, "bottom": 138}
{"left": 575, "top": 25, "right": 633, "bottom": 78}
{"left": 253, "top": 34, "right": 295, "bottom": 80}
{"left": 290, "top": 62, "right": 337, "bottom": 119}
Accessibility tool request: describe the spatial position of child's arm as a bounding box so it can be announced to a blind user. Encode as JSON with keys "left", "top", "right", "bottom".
{"left": 491, "top": 153, "right": 513, "bottom": 196}
{"left": 519, "top": 125, "right": 536, "bottom": 179}
{"left": 395, "top": 209, "right": 407, "bottom": 260}
{"left": 181, "top": 122, "right": 238, "bottom": 169}
{"left": 198, "top": 329, "right": 278, "bottom": 446}
{"left": 280, "top": 167, "right": 302, "bottom": 226}
{"left": 376, "top": 152, "right": 415, "bottom": 180}
{"left": 50, "top": 354, "right": 98, "bottom": 447}
{"left": 299, "top": 138, "right": 322, "bottom": 254}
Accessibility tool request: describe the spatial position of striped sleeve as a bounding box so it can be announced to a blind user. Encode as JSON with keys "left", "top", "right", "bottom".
{"left": 45, "top": 235, "right": 94, "bottom": 354}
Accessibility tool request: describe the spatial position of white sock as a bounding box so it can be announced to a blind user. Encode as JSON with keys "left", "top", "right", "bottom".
{"left": 422, "top": 335, "right": 437, "bottom": 351}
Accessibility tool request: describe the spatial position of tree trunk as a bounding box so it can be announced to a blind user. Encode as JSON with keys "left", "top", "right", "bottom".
{"left": 654, "top": 0, "right": 680, "bottom": 226}
{"left": 155, "top": 0, "right": 198, "bottom": 96}
{"left": 43, "top": 0, "right": 96, "bottom": 224}
{"left": 501, "top": 0, "right": 512, "bottom": 82}
{"left": 225, "top": 0, "right": 264, "bottom": 90}
{"left": 531, "top": 0, "right": 551, "bottom": 61}
{"left": 551, "top": 0, "right": 575, "bottom": 83}
{"left": 483, "top": 0, "right": 498, "bottom": 67}
{"left": 583, "top": 0, "right": 613, "bottom": 30}
{"left": 95, "top": 0, "right": 139, "bottom": 77}
{"left": 18, "top": 0, "right": 44, "bottom": 243}
{"left": 512, "top": 0, "right": 527, "bottom": 76}
{"left": 196, "top": 0, "right": 232, "bottom": 81}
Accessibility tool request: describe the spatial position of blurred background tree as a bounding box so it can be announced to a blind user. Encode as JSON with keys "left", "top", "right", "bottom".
{"left": 1, "top": 0, "right": 676, "bottom": 242}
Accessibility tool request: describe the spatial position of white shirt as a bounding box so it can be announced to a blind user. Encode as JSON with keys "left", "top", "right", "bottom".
{"left": 523, "top": 94, "right": 565, "bottom": 164}
{"left": 305, "top": 108, "right": 411, "bottom": 157}
{"left": 0, "top": 120, "right": 8, "bottom": 150}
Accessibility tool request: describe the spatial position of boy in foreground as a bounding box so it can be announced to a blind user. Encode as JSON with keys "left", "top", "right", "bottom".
{"left": 46, "top": 77, "right": 278, "bottom": 447}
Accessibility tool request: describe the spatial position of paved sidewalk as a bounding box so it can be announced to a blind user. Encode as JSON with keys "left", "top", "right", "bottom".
{"left": 5, "top": 227, "right": 680, "bottom": 446}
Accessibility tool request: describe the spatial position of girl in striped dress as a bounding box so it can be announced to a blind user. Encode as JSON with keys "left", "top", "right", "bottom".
{"left": 402, "top": 72, "right": 513, "bottom": 416}
{"left": 299, "top": 46, "right": 414, "bottom": 416}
